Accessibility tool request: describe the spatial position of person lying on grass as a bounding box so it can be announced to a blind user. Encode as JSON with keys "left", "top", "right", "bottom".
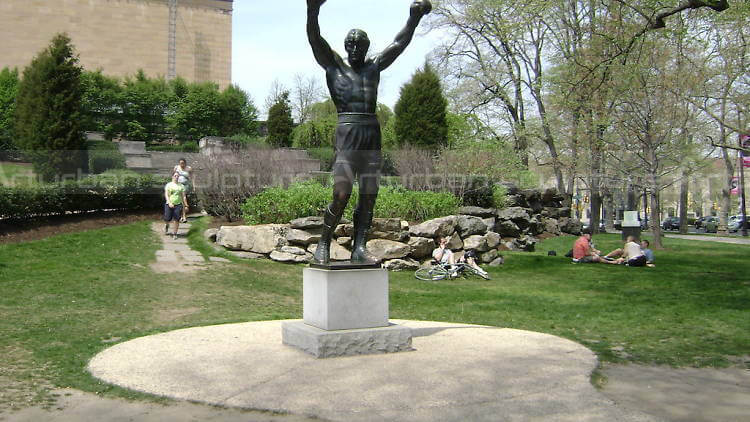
{"left": 572, "top": 229, "right": 618, "bottom": 264}
{"left": 603, "top": 235, "right": 648, "bottom": 267}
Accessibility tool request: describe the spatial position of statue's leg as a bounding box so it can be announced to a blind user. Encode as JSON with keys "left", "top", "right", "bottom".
{"left": 351, "top": 157, "right": 380, "bottom": 263}
{"left": 312, "top": 161, "right": 353, "bottom": 264}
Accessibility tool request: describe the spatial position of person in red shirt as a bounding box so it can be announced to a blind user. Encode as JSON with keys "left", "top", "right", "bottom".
{"left": 572, "top": 230, "right": 616, "bottom": 264}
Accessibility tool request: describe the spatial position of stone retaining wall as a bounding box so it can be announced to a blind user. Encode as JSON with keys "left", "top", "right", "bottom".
{"left": 206, "top": 188, "right": 582, "bottom": 271}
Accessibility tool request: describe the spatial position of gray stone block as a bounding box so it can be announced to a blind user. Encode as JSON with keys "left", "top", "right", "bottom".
{"left": 282, "top": 320, "right": 413, "bottom": 358}
{"left": 303, "top": 268, "right": 389, "bottom": 330}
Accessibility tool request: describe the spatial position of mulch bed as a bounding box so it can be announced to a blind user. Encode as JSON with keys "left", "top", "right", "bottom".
{"left": 0, "top": 210, "right": 162, "bottom": 244}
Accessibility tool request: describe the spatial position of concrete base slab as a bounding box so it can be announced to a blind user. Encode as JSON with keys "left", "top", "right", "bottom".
{"left": 88, "top": 320, "right": 662, "bottom": 422}
{"left": 282, "top": 320, "right": 412, "bottom": 358}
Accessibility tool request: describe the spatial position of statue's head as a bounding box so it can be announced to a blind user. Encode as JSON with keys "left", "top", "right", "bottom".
{"left": 345, "top": 29, "right": 370, "bottom": 66}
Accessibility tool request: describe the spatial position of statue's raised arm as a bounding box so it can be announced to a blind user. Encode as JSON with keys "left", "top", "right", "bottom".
{"left": 307, "top": 0, "right": 338, "bottom": 70}
{"left": 375, "top": 0, "right": 432, "bottom": 71}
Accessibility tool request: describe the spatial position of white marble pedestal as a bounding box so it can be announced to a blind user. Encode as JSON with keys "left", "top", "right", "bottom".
{"left": 282, "top": 267, "right": 412, "bottom": 358}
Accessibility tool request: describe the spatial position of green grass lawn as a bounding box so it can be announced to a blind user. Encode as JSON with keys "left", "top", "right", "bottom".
{"left": 0, "top": 221, "right": 748, "bottom": 410}
{"left": 0, "top": 162, "right": 36, "bottom": 186}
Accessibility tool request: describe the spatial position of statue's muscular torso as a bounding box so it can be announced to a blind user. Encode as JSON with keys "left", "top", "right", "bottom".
{"left": 326, "top": 59, "right": 380, "bottom": 114}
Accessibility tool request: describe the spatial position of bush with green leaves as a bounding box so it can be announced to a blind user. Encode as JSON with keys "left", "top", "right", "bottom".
{"left": 266, "top": 91, "right": 294, "bottom": 147}
{"left": 0, "top": 171, "right": 164, "bottom": 220}
{"left": 241, "top": 180, "right": 459, "bottom": 225}
{"left": 86, "top": 140, "right": 126, "bottom": 174}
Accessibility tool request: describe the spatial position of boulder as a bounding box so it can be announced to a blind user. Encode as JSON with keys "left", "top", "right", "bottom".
{"left": 489, "top": 256, "right": 505, "bottom": 266}
{"left": 458, "top": 206, "right": 496, "bottom": 218}
{"left": 383, "top": 258, "right": 420, "bottom": 271}
{"left": 517, "top": 235, "right": 537, "bottom": 252}
{"left": 286, "top": 228, "right": 321, "bottom": 245}
{"left": 482, "top": 217, "right": 496, "bottom": 232}
{"left": 456, "top": 215, "right": 488, "bottom": 238}
{"left": 280, "top": 246, "right": 307, "bottom": 255}
{"left": 559, "top": 217, "right": 583, "bottom": 235}
{"left": 366, "top": 239, "right": 411, "bottom": 261}
{"left": 542, "top": 218, "right": 562, "bottom": 235}
{"left": 401, "top": 220, "right": 409, "bottom": 230}
{"left": 496, "top": 207, "right": 532, "bottom": 229}
{"left": 372, "top": 218, "right": 401, "bottom": 233}
{"left": 334, "top": 223, "right": 353, "bottom": 237}
{"left": 447, "top": 232, "right": 463, "bottom": 250}
{"left": 495, "top": 220, "right": 521, "bottom": 238}
{"left": 485, "top": 231, "right": 501, "bottom": 249}
{"left": 408, "top": 236, "right": 435, "bottom": 259}
{"left": 371, "top": 218, "right": 407, "bottom": 241}
{"left": 480, "top": 249, "right": 499, "bottom": 263}
{"left": 336, "top": 236, "right": 352, "bottom": 247}
{"left": 203, "top": 228, "right": 218, "bottom": 242}
{"left": 541, "top": 188, "right": 564, "bottom": 207}
{"left": 526, "top": 216, "right": 543, "bottom": 236}
{"left": 228, "top": 251, "right": 264, "bottom": 259}
{"left": 504, "top": 194, "right": 527, "bottom": 208}
{"left": 290, "top": 216, "right": 324, "bottom": 230}
{"left": 306, "top": 242, "right": 351, "bottom": 261}
{"left": 409, "top": 216, "right": 456, "bottom": 238}
{"left": 463, "top": 234, "right": 490, "bottom": 252}
{"left": 217, "top": 224, "right": 289, "bottom": 254}
{"left": 521, "top": 189, "right": 543, "bottom": 213}
{"left": 270, "top": 250, "right": 310, "bottom": 263}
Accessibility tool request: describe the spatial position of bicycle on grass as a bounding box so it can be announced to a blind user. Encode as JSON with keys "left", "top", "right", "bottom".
{"left": 415, "top": 260, "right": 490, "bottom": 281}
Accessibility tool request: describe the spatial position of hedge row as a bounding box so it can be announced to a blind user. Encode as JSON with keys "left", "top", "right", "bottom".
{"left": 87, "top": 140, "right": 126, "bottom": 174}
{"left": 241, "top": 180, "right": 459, "bottom": 225}
{"left": 0, "top": 172, "right": 165, "bottom": 220}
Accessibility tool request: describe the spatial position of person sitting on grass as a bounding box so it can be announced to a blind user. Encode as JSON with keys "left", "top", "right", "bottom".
{"left": 572, "top": 229, "right": 617, "bottom": 264}
{"left": 640, "top": 239, "right": 654, "bottom": 265}
{"left": 163, "top": 172, "right": 188, "bottom": 240}
{"left": 603, "top": 235, "right": 648, "bottom": 267}
{"left": 432, "top": 237, "right": 489, "bottom": 278}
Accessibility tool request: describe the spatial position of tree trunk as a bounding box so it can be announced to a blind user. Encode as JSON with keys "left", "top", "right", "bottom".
{"left": 650, "top": 190, "right": 663, "bottom": 248}
{"left": 679, "top": 170, "right": 689, "bottom": 234}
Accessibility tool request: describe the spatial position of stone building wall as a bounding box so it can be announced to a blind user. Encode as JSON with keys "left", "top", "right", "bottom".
{"left": 0, "top": 0, "right": 232, "bottom": 88}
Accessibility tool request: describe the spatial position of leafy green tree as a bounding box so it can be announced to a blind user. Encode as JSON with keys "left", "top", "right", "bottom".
{"left": 80, "top": 70, "right": 121, "bottom": 137}
{"left": 217, "top": 84, "right": 258, "bottom": 137}
{"left": 266, "top": 91, "right": 294, "bottom": 147}
{"left": 120, "top": 70, "right": 171, "bottom": 143}
{"left": 168, "top": 82, "right": 221, "bottom": 141}
{"left": 0, "top": 67, "right": 20, "bottom": 160}
{"left": 394, "top": 63, "right": 448, "bottom": 149}
{"left": 14, "top": 34, "right": 86, "bottom": 181}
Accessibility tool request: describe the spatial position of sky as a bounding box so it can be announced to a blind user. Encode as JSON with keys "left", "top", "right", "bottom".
{"left": 231, "top": 1, "right": 442, "bottom": 115}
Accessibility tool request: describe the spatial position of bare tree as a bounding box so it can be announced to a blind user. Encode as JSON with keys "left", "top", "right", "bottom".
{"left": 290, "top": 73, "right": 326, "bottom": 124}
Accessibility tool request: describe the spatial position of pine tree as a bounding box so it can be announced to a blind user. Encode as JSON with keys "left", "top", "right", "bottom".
{"left": 394, "top": 63, "right": 448, "bottom": 149}
{"left": 15, "top": 34, "right": 86, "bottom": 181}
{"left": 266, "top": 91, "right": 294, "bottom": 147}
{"left": 0, "top": 67, "right": 20, "bottom": 160}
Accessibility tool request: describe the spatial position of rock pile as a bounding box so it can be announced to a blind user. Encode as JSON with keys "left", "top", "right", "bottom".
{"left": 208, "top": 188, "right": 582, "bottom": 270}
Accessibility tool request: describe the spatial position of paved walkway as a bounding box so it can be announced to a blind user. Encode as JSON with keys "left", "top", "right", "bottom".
{"left": 87, "top": 320, "right": 660, "bottom": 422}
{"left": 664, "top": 233, "right": 750, "bottom": 245}
{"left": 149, "top": 219, "right": 230, "bottom": 273}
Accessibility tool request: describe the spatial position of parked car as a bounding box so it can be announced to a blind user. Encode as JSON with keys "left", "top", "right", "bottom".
{"left": 694, "top": 216, "right": 707, "bottom": 229}
{"left": 703, "top": 216, "right": 719, "bottom": 233}
{"left": 661, "top": 216, "right": 680, "bottom": 231}
{"left": 728, "top": 216, "right": 747, "bottom": 232}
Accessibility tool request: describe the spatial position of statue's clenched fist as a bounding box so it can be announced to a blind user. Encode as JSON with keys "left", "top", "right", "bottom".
{"left": 410, "top": 0, "right": 432, "bottom": 17}
{"left": 308, "top": 0, "right": 327, "bottom": 9}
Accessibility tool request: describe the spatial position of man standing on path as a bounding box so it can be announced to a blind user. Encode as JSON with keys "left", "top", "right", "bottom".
{"left": 307, "top": 0, "right": 432, "bottom": 264}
